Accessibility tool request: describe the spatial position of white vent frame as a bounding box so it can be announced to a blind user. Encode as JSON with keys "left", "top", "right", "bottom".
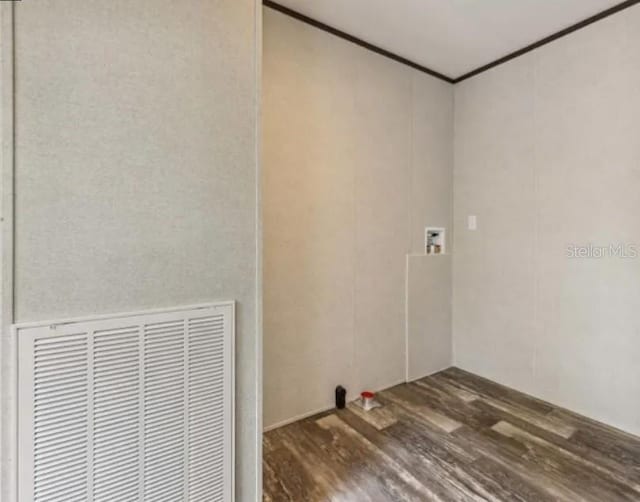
{"left": 14, "top": 301, "right": 235, "bottom": 502}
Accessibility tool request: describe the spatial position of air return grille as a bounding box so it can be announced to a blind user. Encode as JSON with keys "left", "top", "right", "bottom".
{"left": 16, "top": 303, "right": 234, "bottom": 502}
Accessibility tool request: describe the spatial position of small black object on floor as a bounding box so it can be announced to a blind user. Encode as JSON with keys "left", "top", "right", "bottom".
{"left": 335, "top": 386, "right": 346, "bottom": 409}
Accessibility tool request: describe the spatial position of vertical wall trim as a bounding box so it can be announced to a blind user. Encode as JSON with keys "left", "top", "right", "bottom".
{"left": 0, "top": 3, "right": 16, "bottom": 502}
{"left": 450, "top": 88, "right": 457, "bottom": 366}
{"left": 404, "top": 255, "right": 410, "bottom": 382}
{"left": 531, "top": 52, "right": 540, "bottom": 383}
{"left": 254, "top": 0, "right": 264, "bottom": 500}
{"left": 404, "top": 75, "right": 415, "bottom": 383}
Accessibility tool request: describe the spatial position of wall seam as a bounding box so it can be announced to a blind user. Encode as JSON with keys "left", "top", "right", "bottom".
{"left": 531, "top": 51, "right": 540, "bottom": 387}
{"left": 350, "top": 54, "right": 358, "bottom": 398}
{"left": 404, "top": 74, "right": 415, "bottom": 382}
{"left": 450, "top": 84, "right": 457, "bottom": 367}
{"left": 0, "top": 3, "right": 16, "bottom": 501}
{"left": 254, "top": 0, "right": 263, "bottom": 500}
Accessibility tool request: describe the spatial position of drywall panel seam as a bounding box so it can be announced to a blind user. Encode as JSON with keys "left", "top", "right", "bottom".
{"left": 350, "top": 61, "right": 358, "bottom": 397}
{"left": 448, "top": 86, "right": 455, "bottom": 367}
{"left": 451, "top": 86, "right": 458, "bottom": 366}
{"left": 404, "top": 76, "right": 415, "bottom": 383}
{"left": 0, "top": 4, "right": 16, "bottom": 501}
{"left": 254, "top": 0, "right": 263, "bottom": 500}
{"left": 404, "top": 254, "right": 410, "bottom": 382}
{"left": 531, "top": 51, "right": 540, "bottom": 383}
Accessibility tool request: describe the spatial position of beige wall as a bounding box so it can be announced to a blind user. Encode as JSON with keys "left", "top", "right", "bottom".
{"left": 2, "top": 1, "right": 261, "bottom": 500}
{"left": 263, "top": 9, "right": 453, "bottom": 429}
{"left": 453, "top": 5, "right": 640, "bottom": 435}
{"left": 407, "top": 255, "right": 452, "bottom": 381}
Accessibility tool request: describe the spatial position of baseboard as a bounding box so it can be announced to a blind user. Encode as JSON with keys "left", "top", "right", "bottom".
{"left": 407, "top": 364, "right": 453, "bottom": 383}
{"left": 263, "top": 403, "right": 335, "bottom": 432}
{"left": 263, "top": 376, "right": 435, "bottom": 433}
{"left": 451, "top": 365, "right": 640, "bottom": 439}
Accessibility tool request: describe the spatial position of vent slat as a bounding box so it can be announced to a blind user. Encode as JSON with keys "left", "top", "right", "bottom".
{"left": 93, "top": 483, "right": 139, "bottom": 502}
{"left": 34, "top": 367, "right": 87, "bottom": 383}
{"left": 144, "top": 431, "right": 185, "bottom": 449}
{"left": 144, "top": 385, "right": 184, "bottom": 402}
{"left": 93, "top": 441, "right": 139, "bottom": 463}
{"left": 34, "top": 334, "right": 87, "bottom": 347}
{"left": 189, "top": 397, "right": 224, "bottom": 414}
{"left": 144, "top": 320, "right": 184, "bottom": 329}
{"left": 34, "top": 463, "right": 87, "bottom": 487}
{"left": 34, "top": 407, "right": 88, "bottom": 426}
{"left": 189, "top": 323, "right": 223, "bottom": 332}
{"left": 142, "top": 331, "right": 184, "bottom": 343}
{"left": 33, "top": 472, "right": 87, "bottom": 497}
{"left": 93, "top": 447, "right": 138, "bottom": 467}
{"left": 144, "top": 330, "right": 184, "bottom": 340}
{"left": 93, "top": 428, "right": 139, "bottom": 448}
{"left": 32, "top": 446, "right": 88, "bottom": 466}
{"left": 189, "top": 355, "right": 224, "bottom": 368}
{"left": 34, "top": 456, "right": 87, "bottom": 479}
{"left": 34, "top": 395, "right": 88, "bottom": 413}
{"left": 143, "top": 484, "right": 184, "bottom": 502}
{"left": 144, "top": 460, "right": 184, "bottom": 481}
{"left": 94, "top": 397, "right": 139, "bottom": 415}
{"left": 93, "top": 366, "right": 138, "bottom": 379}
{"left": 34, "top": 424, "right": 88, "bottom": 445}
{"left": 144, "top": 338, "right": 184, "bottom": 350}
{"left": 92, "top": 384, "right": 138, "bottom": 400}
{"left": 93, "top": 462, "right": 139, "bottom": 486}
{"left": 33, "top": 376, "right": 88, "bottom": 393}
{"left": 144, "top": 357, "right": 184, "bottom": 371}
{"left": 34, "top": 351, "right": 87, "bottom": 362}
{"left": 188, "top": 323, "right": 224, "bottom": 331}
{"left": 190, "top": 463, "right": 224, "bottom": 483}
{"left": 188, "top": 328, "right": 224, "bottom": 338}
{"left": 34, "top": 364, "right": 88, "bottom": 378}
{"left": 93, "top": 348, "right": 139, "bottom": 361}
{"left": 34, "top": 416, "right": 86, "bottom": 436}
{"left": 34, "top": 349, "right": 88, "bottom": 362}
{"left": 94, "top": 404, "right": 139, "bottom": 424}
{"left": 34, "top": 436, "right": 88, "bottom": 458}
{"left": 94, "top": 326, "right": 138, "bottom": 336}
{"left": 34, "top": 341, "right": 87, "bottom": 353}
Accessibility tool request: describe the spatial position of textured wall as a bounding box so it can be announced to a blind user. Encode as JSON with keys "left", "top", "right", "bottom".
{"left": 8, "top": 1, "right": 260, "bottom": 499}
{"left": 263, "top": 8, "right": 453, "bottom": 429}
{"left": 407, "top": 255, "right": 452, "bottom": 381}
{"left": 453, "top": 5, "right": 640, "bottom": 435}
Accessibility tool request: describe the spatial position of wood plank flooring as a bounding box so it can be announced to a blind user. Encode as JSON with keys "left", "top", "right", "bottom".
{"left": 263, "top": 367, "right": 640, "bottom": 501}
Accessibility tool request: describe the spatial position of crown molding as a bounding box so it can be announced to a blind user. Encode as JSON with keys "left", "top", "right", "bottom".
{"left": 264, "top": 0, "right": 640, "bottom": 84}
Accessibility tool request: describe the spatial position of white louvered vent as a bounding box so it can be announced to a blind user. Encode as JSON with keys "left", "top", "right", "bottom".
{"left": 16, "top": 303, "right": 234, "bottom": 502}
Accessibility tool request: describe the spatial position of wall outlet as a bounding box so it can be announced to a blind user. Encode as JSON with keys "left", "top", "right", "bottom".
{"left": 468, "top": 215, "right": 477, "bottom": 231}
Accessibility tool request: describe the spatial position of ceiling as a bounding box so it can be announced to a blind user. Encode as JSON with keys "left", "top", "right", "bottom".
{"left": 271, "top": 0, "right": 625, "bottom": 79}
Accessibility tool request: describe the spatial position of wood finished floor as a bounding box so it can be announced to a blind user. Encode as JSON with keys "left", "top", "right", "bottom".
{"left": 263, "top": 367, "right": 640, "bottom": 501}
